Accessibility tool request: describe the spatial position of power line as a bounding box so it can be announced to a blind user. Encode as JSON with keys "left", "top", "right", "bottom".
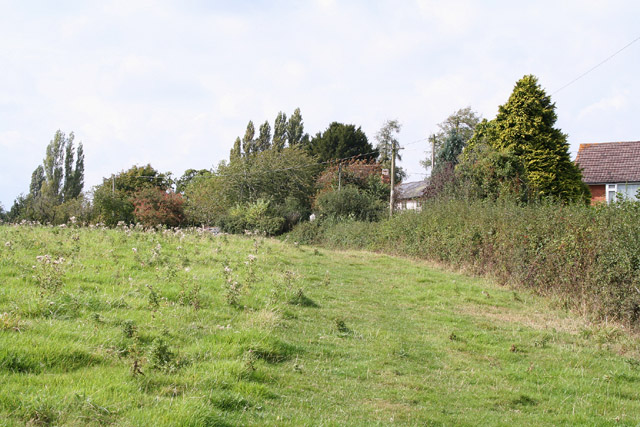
{"left": 403, "top": 136, "right": 430, "bottom": 146}
{"left": 552, "top": 35, "right": 640, "bottom": 95}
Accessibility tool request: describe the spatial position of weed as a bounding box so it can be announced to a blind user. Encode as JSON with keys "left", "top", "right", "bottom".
{"left": 626, "top": 358, "right": 640, "bottom": 370}
{"left": 322, "top": 271, "right": 331, "bottom": 287}
{"left": 0, "top": 312, "right": 22, "bottom": 332}
{"left": 335, "top": 318, "right": 350, "bottom": 335}
{"left": 122, "top": 320, "right": 137, "bottom": 338}
{"left": 149, "top": 337, "right": 175, "bottom": 371}
{"left": 32, "top": 255, "right": 66, "bottom": 295}
{"left": 223, "top": 265, "right": 243, "bottom": 306}
{"left": 243, "top": 349, "right": 257, "bottom": 372}
{"left": 146, "top": 284, "right": 160, "bottom": 311}
{"left": 245, "top": 254, "right": 257, "bottom": 287}
{"left": 130, "top": 340, "right": 145, "bottom": 377}
{"left": 179, "top": 278, "right": 202, "bottom": 310}
{"left": 534, "top": 334, "right": 552, "bottom": 348}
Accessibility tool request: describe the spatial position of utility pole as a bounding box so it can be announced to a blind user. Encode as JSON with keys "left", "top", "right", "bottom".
{"left": 389, "top": 140, "right": 396, "bottom": 218}
{"left": 112, "top": 175, "right": 115, "bottom": 194}
{"left": 338, "top": 163, "right": 342, "bottom": 191}
{"left": 430, "top": 134, "right": 435, "bottom": 177}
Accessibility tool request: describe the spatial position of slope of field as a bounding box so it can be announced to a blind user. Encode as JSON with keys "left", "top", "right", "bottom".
{"left": 0, "top": 224, "right": 639, "bottom": 426}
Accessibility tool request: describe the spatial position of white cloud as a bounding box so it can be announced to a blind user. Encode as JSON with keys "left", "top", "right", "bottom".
{"left": 578, "top": 93, "right": 629, "bottom": 119}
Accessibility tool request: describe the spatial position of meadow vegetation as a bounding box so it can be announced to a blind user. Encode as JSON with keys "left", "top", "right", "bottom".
{"left": 1, "top": 224, "right": 640, "bottom": 425}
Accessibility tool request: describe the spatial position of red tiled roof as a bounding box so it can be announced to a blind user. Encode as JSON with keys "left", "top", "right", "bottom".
{"left": 575, "top": 141, "right": 640, "bottom": 184}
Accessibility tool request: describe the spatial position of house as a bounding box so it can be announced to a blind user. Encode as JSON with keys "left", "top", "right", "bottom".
{"left": 575, "top": 141, "right": 640, "bottom": 204}
{"left": 394, "top": 180, "right": 429, "bottom": 211}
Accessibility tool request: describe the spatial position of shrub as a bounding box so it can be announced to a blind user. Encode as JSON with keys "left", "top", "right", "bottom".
{"left": 315, "top": 186, "right": 385, "bottom": 221}
{"left": 220, "top": 199, "right": 285, "bottom": 235}
{"left": 133, "top": 188, "right": 185, "bottom": 227}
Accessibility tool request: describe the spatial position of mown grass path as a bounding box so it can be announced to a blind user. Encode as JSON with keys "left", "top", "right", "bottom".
{"left": 0, "top": 225, "right": 639, "bottom": 425}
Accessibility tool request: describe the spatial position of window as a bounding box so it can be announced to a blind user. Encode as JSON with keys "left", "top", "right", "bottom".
{"left": 607, "top": 184, "right": 617, "bottom": 204}
{"left": 608, "top": 183, "right": 640, "bottom": 203}
{"left": 618, "top": 183, "right": 640, "bottom": 201}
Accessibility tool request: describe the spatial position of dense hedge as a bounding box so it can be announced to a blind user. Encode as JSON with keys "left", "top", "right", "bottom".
{"left": 289, "top": 199, "right": 640, "bottom": 327}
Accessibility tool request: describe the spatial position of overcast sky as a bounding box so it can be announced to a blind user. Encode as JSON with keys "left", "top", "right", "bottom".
{"left": 1, "top": 0, "right": 639, "bottom": 209}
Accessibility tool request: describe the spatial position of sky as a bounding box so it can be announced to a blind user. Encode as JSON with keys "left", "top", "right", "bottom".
{"left": 1, "top": 0, "right": 639, "bottom": 209}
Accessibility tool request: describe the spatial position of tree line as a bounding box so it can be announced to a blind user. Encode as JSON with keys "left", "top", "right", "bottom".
{"left": 2, "top": 75, "right": 592, "bottom": 230}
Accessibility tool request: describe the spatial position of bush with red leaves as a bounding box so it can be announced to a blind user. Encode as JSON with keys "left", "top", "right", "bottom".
{"left": 133, "top": 188, "right": 185, "bottom": 227}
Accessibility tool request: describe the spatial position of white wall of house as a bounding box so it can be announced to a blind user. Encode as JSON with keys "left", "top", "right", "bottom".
{"left": 395, "top": 199, "right": 422, "bottom": 212}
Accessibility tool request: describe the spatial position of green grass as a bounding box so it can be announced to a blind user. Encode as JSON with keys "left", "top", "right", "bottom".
{"left": 0, "top": 224, "right": 639, "bottom": 425}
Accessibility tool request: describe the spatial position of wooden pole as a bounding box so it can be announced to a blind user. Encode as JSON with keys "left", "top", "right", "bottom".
{"left": 389, "top": 141, "right": 396, "bottom": 218}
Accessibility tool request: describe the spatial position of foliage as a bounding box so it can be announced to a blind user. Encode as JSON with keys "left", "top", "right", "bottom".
{"left": 272, "top": 111, "right": 287, "bottom": 151}
{"left": 221, "top": 199, "right": 285, "bottom": 235}
{"left": 421, "top": 107, "right": 481, "bottom": 171}
{"left": 182, "top": 173, "right": 229, "bottom": 226}
{"left": 93, "top": 164, "right": 172, "bottom": 226}
{"left": 287, "top": 107, "right": 308, "bottom": 147}
{"left": 175, "top": 169, "right": 212, "bottom": 193}
{"left": 230, "top": 137, "right": 242, "bottom": 160}
{"left": 256, "top": 120, "right": 272, "bottom": 152}
{"left": 314, "top": 185, "right": 385, "bottom": 221}
{"left": 185, "top": 146, "right": 317, "bottom": 231}
{"left": 465, "top": 75, "right": 589, "bottom": 203}
{"left": 242, "top": 120, "right": 256, "bottom": 155}
{"left": 315, "top": 160, "right": 389, "bottom": 202}
{"left": 455, "top": 143, "right": 529, "bottom": 202}
{"left": 374, "top": 119, "right": 405, "bottom": 182}
{"left": 308, "top": 122, "right": 377, "bottom": 163}
{"left": 132, "top": 188, "right": 185, "bottom": 227}
{"left": 92, "top": 186, "right": 135, "bottom": 226}
{"left": 13, "top": 130, "right": 85, "bottom": 224}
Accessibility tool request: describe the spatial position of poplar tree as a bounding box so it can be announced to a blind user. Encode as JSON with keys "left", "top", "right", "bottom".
{"left": 272, "top": 111, "right": 287, "bottom": 151}
{"left": 230, "top": 137, "right": 242, "bottom": 159}
{"left": 242, "top": 120, "right": 256, "bottom": 155}
{"left": 287, "top": 108, "right": 307, "bottom": 146}
{"left": 256, "top": 120, "right": 272, "bottom": 152}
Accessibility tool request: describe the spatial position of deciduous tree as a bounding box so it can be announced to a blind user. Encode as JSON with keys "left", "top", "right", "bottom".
{"left": 256, "top": 120, "right": 272, "bottom": 152}
{"left": 273, "top": 111, "right": 288, "bottom": 151}
{"left": 287, "top": 108, "right": 308, "bottom": 147}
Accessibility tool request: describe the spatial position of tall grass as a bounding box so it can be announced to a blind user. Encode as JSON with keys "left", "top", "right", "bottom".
{"left": 290, "top": 199, "right": 640, "bottom": 327}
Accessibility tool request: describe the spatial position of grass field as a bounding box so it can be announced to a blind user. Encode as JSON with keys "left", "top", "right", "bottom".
{"left": 1, "top": 224, "right": 640, "bottom": 426}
